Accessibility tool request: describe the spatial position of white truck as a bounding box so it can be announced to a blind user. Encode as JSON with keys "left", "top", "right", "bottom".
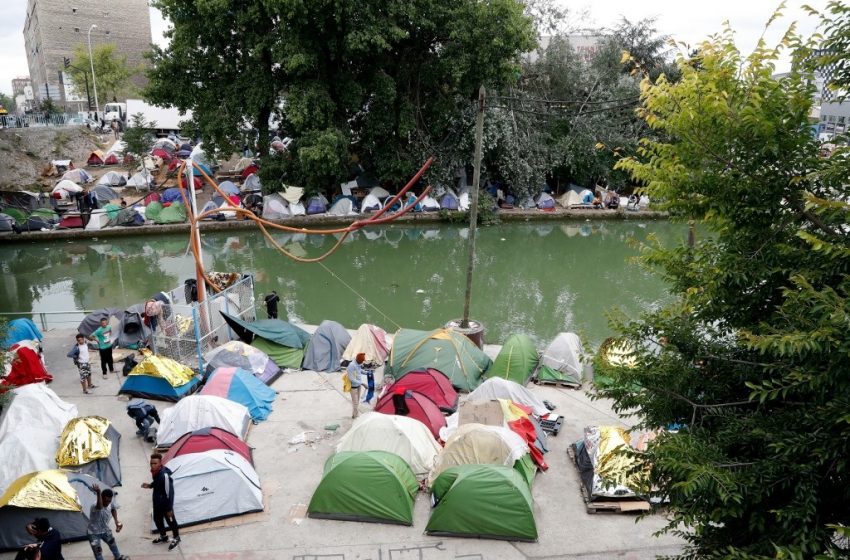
{"left": 102, "top": 102, "right": 127, "bottom": 126}
{"left": 125, "top": 99, "right": 192, "bottom": 135}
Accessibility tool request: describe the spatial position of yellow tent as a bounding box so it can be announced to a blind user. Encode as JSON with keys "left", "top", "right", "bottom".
{"left": 130, "top": 351, "right": 196, "bottom": 387}
{"left": 0, "top": 470, "right": 81, "bottom": 511}
{"left": 55, "top": 417, "right": 112, "bottom": 467}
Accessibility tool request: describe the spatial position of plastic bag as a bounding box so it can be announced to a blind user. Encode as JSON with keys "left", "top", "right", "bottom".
{"left": 342, "top": 372, "right": 351, "bottom": 393}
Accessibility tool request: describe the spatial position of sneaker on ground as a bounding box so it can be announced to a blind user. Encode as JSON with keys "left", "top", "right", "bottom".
{"left": 168, "top": 538, "right": 181, "bottom": 551}
{"left": 152, "top": 536, "right": 168, "bottom": 544}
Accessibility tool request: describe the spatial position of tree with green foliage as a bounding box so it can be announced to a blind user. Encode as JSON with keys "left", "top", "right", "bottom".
{"left": 68, "top": 43, "right": 135, "bottom": 102}
{"left": 122, "top": 113, "right": 156, "bottom": 176}
{"left": 593, "top": 16, "right": 850, "bottom": 558}
{"left": 0, "top": 93, "right": 16, "bottom": 114}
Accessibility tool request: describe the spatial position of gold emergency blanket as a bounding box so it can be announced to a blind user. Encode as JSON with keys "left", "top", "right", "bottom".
{"left": 129, "top": 351, "right": 195, "bottom": 386}
{"left": 0, "top": 470, "right": 81, "bottom": 511}
{"left": 595, "top": 426, "right": 649, "bottom": 494}
{"left": 55, "top": 416, "right": 112, "bottom": 467}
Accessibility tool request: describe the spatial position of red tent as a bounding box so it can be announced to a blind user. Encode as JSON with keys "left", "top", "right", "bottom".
{"left": 1, "top": 345, "right": 52, "bottom": 389}
{"left": 386, "top": 368, "right": 458, "bottom": 413}
{"left": 240, "top": 164, "right": 258, "bottom": 180}
{"left": 59, "top": 214, "right": 84, "bottom": 229}
{"left": 144, "top": 192, "right": 161, "bottom": 206}
{"left": 104, "top": 152, "right": 120, "bottom": 165}
{"left": 374, "top": 389, "right": 446, "bottom": 440}
{"left": 162, "top": 427, "right": 253, "bottom": 465}
{"left": 87, "top": 150, "right": 105, "bottom": 166}
{"left": 152, "top": 148, "right": 172, "bottom": 162}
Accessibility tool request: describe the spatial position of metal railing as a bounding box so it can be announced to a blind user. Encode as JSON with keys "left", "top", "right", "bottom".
{"left": 0, "top": 113, "right": 88, "bottom": 129}
{"left": 0, "top": 310, "right": 90, "bottom": 332}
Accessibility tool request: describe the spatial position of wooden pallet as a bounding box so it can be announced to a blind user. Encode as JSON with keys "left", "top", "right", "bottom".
{"left": 567, "top": 444, "right": 651, "bottom": 514}
{"left": 535, "top": 377, "right": 581, "bottom": 389}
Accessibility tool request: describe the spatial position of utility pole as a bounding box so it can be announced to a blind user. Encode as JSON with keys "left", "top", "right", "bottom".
{"left": 461, "top": 86, "right": 485, "bottom": 329}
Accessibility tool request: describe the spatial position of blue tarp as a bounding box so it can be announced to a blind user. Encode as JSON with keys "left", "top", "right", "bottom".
{"left": 201, "top": 367, "right": 276, "bottom": 422}
{"left": 191, "top": 163, "right": 213, "bottom": 178}
{"left": 119, "top": 375, "right": 200, "bottom": 402}
{"left": 4, "top": 318, "right": 43, "bottom": 346}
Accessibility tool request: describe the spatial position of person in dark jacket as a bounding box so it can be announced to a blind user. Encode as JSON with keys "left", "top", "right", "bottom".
{"left": 141, "top": 454, "right": 180, "bottom": 550}
{"left": 20, "top": 518, "right": 63, "bottom": 560}
{"left": 264, "top": 291, "right": 280, "bottom": 319}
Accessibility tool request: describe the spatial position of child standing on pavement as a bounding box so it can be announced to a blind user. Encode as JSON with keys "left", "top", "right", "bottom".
{"left": 90, "top": 318, "right": 115, "bottom": 379}
{"left": 87, "top": 484, "right": 129, "bottom": 560}
{"left": 67, "top": 334, "right": 96, "bottom": 394}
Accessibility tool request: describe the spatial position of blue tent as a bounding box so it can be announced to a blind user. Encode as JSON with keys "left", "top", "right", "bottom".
{"left": 119, "top": 375, "right": 200, "bottom": 402}
{"left": 306, "top": 196, "right": 327, "bottom": 215}
{"left": 200, "top": 367, "right": 276, "bottom": 422}
{"left": 4, "top": 318, "right": 43, "bottom": 346}
{"left": 192, "top": 162, "right": 213, "bottom": 177}
{"left": 440, "top": 191, "right": 459, "bottom": 210}
{"left": 161, "top": 188, "right": 183, "bottom": 203}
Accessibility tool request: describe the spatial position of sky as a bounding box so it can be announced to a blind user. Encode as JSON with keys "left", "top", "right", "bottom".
{"left": 0, "top": 1, "right": 829, "bottom": 97}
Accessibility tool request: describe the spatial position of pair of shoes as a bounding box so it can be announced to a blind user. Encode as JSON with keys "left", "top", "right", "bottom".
{"left": 116, "top": 555, "right": 130, "bottom": 560}
{"left": 89, "top": 384, "right": 98, "bottom": 389}
{"left": 168, "top": 538, "right": 181, "bottom": 551}
{"left": 103, "top": 374, "right": 108, "bottom": 379}
{"left": 152, "top": 536, "right": 169, "bottom": 544}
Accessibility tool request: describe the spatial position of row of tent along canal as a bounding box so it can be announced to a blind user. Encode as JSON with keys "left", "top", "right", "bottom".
{"left": 0, "top": 312, "right": 588, "bottom": 545}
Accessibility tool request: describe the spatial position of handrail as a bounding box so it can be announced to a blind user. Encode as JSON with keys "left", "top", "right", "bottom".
{"left": 0, "top": 310, "right": 94, "bottom": 332}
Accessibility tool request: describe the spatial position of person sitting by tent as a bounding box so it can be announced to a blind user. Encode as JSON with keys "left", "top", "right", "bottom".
{"left": 605, "top": 192, "right": 620, "bottom": 209}
{"left": 20, "top": 518, "right": 62, "bottom": 560}
{"left": 87, "top": 484, "right": 128, "bottom": 560}
{"left": 127, "top": 399, "right": 160, "bottom": 442}
{"left": 405, "top": 192, "right": 422, "bottom": 212}
{"left": 627, "top": 194, "right": 639, "bottom": 211}
{"left": 592, "top": 193, "right": 603, "bottom": 209}
{"left": 67, "top": 334, "right": 96, "bottom": 394}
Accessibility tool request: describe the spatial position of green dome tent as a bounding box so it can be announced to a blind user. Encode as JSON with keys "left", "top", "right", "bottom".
{"left": 488, "top": 334, "right": 539, "bottom": 385}
{"left": 426, "top": 464, "right": 537, "bottom": 542}
{"left": 220, "top": 312, "right": 310, "bottom": 370}
{"left": 155, "top": 202, "right": 187, "bottom": 224}
{"left": 308, "top": 451, "right": 418, "bottom": 525}
{"left": 386, "top": 329, "right": 491, "bottom": 392}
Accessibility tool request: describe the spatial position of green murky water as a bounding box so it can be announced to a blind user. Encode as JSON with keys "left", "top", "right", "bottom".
{"left": 0, "top": 221, "right": 685, "bottom": 347}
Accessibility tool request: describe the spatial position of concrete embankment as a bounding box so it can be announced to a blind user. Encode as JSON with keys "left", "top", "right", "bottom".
{"left": 0, "top": 208, "right": 666, "bottom": 243}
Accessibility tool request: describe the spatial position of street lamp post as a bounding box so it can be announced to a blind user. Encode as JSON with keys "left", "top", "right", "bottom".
{"left": 87, "top": 24, "right": 99, "bottom": 118}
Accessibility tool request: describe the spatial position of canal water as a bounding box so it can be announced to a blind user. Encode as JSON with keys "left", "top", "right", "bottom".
{"left": 0, "top": 220, "right": 686, "bottom": 348}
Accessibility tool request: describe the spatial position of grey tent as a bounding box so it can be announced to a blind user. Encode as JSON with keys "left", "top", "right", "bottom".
{"left": 96, "top": 171, "right": 127, "bottom": 187}
{"left": 90, "top": 184, "right": 121, "bottom": 204}
{"left": 78, "top": 308, "right": 123, "bottom": 337}
{"left": 117, "top": 304, "right": 151, "bottom": 349}
{"left": 0, "top": 471, "right": 106, "bottom": 551}
{"left": 56, "top": 422, "right": 122, "bottom": 487}
{"left": 302, "top": 320, "right": 352, "bottom": 372}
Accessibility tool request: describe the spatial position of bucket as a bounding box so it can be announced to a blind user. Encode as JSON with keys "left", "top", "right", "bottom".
{"left": 445, "top": 318, "right": 485, "bottom": 350}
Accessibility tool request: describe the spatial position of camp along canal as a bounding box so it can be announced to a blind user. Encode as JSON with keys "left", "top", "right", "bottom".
{"left": 0, "top": 220, "right": 686, "bottom": 348}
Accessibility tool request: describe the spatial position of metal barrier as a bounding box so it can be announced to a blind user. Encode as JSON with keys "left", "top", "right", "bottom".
{"left": 0, "top": 310, "right": 90, "bottom": 332}
{"left": 0, "top": 113, "right": 87, "bottom": 129}
{"left": 152, "top": 275, "right": 256, "bottom": 372}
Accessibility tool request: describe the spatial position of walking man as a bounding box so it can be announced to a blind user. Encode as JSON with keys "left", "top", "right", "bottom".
{"left": 264, "top": 291, "right": 280, "bottom": 319}
{"left": 90, "top": 318, "right": 114, "bottom": 379}
{"left": 141, "top": 454, "right": 180, "bottom": 550}
{"left": 87, "top": 484, "right": 128, "bottom": 560}
{"left": 346, "top": 353, "right": 365, "bottom": 418}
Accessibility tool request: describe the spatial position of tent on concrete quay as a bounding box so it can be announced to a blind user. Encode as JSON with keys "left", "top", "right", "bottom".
{"left": 428, "top": 423, "right": 529, "bottom": 486}
{"left": 382, "top": 368, "right": 458, "bottom": 413}
{"left": 336, "top": 412, "right": 441, "bottom": 476}
{"left": 302, "top": 320, "right": 351, "bottom": 372}
{"left": 1, "top": 342, "right": 52, "bottom": 388}
{"left": 117, "top": 303, "right": 151, "bottom": 349}
{"left": 0, "top": 470, "right": 106, "bottom": 551}
{"left": 156, "top": 395, "right": 251, "bottom": 448}
{"left": 386, "top": 328, "right": 492, "bottom": 392}
{"left": 3, "top": 318, "right": 42, "bottom": 346}
{"left": 55, "top": 416, "right": 122, "bottom": 487}
{"left": 426, "top": 465, "right": 537, "bottom": 542}
{"left": 200, "top": 367, "right": 276, "bottom": 422}
{"left": 154, "top": 449, "right": 263, "bottom": 530}
{"left": 308, "top": 451, "right": 418, "bottom": 525}
{"left": 119, "top": 352, "right": 199, "bottom": 402}
{"left": 360, "top": 193, "right": 382, "bottom": 212}
{"left": 488, "top": 334, "right": 539, "bottom": 386}
{"left": 342, "top": 323, "right": 388, "bottom": 366}
{"left": 536, "top": 332, "right": 583, "bottom": 387}
{"left": 374, "top": 389, "right": 446, "bottom": 440}
{"left": 468, "top": 377, "right": 549, "bottom": 416}
{"left": 162, "top": 427, "right": 253, "bottom": 466}
{"left": 204, "top": 341, "right": 281, "bottom": 385}
{"left": 77, "top": 308, "right": 122, "bottom": 337}
{"left": 220, "top": 312, "right": 310, "bottom": 370}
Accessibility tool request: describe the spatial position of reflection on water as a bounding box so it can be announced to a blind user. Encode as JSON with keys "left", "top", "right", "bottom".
{"left": 0, "top": 221, "right": 685, "bottom": 347}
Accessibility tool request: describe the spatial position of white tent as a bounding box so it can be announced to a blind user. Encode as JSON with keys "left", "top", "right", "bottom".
{"left": 61, "top": 168, "right": 92, "bottom": 184}
{"left": 242, "top": 173, "right": 261, "bottom": 192}
{"left": 289, "top": 202, "right": 306, "bottom": 216}
{"left": 327, "top": 197, "right": 357, "bottom": 216}
{"left": 156, "top": 449, "right": 263, "bottom": 528}
{"left": 190, "top": 143, "right": 213, "bottom": 168}
{"left": 233, "top": 157, "right": 254, "bottom": 172}
{"left": 540, "top": 332, "right": 583, "bottom": 381}
{"left": 420, "top": 196, "right": 440, "bottom": 212}
{"left": 428, "top": 423, "right": 528, "bottom": 486}
{"left": 369, "top": 186, "right": 390, "bottom": 199}
{"left": 126, "top": 171, "right": 153, "bottom": 189}
{"left": 342, "top": 323, "right": 389, "bottom": 365}
{"left": 360, "top": 194, "right": 382, "bottom": 213}
{"left": 262, "top": 194, "right": 290, "bottom": 220}
{"left": 282, "top": 185, "right": 304, "bottom": 205}
{"left": 84, "top": 209, "right": 110, "bottom": 231}
{"left": 97, "top": 171, "right": 127, "bottom": 187}
{"left": 557, "top": 186, "right": 593, "bottom": 208}
{"left": 535, "top": 192, "right": 555, "bottom": 209}
{"left": 458, "top": 191, "right": 470, "bottom": 211}
{"left": 468, "top": 377, "right": 549, "bottom": 416}
{"left": 53, "top": 180, "right": 83, "bottom": 195}
{"left": 336, "top": 412, "right": 441, "bottom": 476}
{"left": 156, "top": 395, "right": 251, "bottom": 447}
{"left": 0, "top": 384, "right": 78, "bottom": 491}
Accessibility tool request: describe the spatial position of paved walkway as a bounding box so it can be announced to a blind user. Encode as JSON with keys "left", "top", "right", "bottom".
{"left": 1, "top": 327, "right": 684, "bottom": 560}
